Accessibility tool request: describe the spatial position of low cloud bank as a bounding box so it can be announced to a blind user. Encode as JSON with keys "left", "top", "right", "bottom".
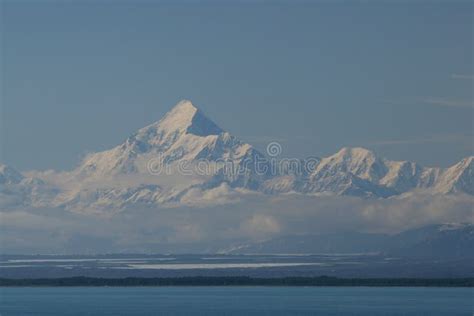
{"left": 1, "top": 192, "right": 472, "bottom": 254}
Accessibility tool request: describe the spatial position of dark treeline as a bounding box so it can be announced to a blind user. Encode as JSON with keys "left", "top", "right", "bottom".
{"left": 1, "top": 276, "right": 473, "bottom": 287}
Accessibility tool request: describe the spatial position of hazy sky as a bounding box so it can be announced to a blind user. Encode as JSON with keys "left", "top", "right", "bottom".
{"left": 1, "top": 1, "right": 473, "bottom": 171}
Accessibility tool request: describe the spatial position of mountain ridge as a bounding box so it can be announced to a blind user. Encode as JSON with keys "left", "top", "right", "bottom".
{"left": 1, "top": 100, "right": 473, "bottom": 212}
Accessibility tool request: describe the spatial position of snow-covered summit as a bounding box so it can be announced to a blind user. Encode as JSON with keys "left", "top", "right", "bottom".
{"left": 75, "top": 100, "right": 229, "bottom": 177}
{"left": 152, "top": 100, "right": 223, "bottom": 137}
{"left": 312, "top": 147, "right": 386, "bottom": 182}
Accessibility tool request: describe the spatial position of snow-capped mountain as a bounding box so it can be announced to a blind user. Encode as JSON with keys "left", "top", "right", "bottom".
{"left": 297, "top": 147, "right": 448, "bottom": 197}
{"left": 0, "top": 164, "right": 57, "bottom": 208}
{"left": 1, "top": 100, "right": 473, "bottom": 212}
{"left": 264, "top": 146, "right": 471, "bottom": 198}
{"left": 76, "top": 100, "right": 224, "bottom": 177}
{"left": 74, "top": 100, "right": 269, "bottom": 182}
{"left": 433, "top": 157, "right": 474, "bottom": 195}
{"left": 49, "top": 100, "right": 271, "bottom": 210}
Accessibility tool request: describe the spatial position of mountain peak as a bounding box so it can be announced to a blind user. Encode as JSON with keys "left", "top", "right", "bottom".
{"left": 171, "top": 99, "right": 199, "bottom": 114}
{"left": 159, "top": 100, "right": 198, "bottom": 130}
{"left": 157, "top": 100, "right": 223, "bottom": 137}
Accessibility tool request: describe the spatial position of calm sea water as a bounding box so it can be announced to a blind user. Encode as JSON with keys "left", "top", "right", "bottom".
{"left": 0, "top": 287, "right": 472, "bottom": 315}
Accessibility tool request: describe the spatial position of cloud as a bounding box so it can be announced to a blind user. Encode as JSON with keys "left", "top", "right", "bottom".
{"left": 370, "top": 133, "right": 473, "bottom": 146}
{"left": 1, "top": 191, "right": 473, "bottom": 253}
{"left": 451, "top": 74, "right": 474, "bottom": 80}
{"left": 241, "top": 214, "right": 281, "bottom": 237}
{"left": 178, "top": 183, "right": 250, "bottom": 207}
{"left": 383, "top": 97, "right": 473, "bottom": 109}
{"left": 421, "top": 97, "right": 473, "bottom": 108}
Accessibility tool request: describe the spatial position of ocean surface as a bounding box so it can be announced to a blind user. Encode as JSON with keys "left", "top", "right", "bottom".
{"left": 0, "top": 287, "right": 472, "bottom": 315}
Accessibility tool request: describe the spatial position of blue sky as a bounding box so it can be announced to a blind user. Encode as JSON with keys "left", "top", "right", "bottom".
{"left": 1, "top": 1, "right": 472, "bottom": 171}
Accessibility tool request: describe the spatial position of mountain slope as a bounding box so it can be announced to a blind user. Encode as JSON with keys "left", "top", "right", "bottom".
{"left": 433, "top": 157, "right": 474, "bottom": 195}
{"left": 0, "top": 164, "right": 57, "bottom": 208}
{"left": 75, "top": 100, "right": 225, "bottom": 177}
{"left": 224, "top": 223, "right": 474, "bottom": 259}
{"left": 51, "top": 100, "right": 272, "bottom": 210}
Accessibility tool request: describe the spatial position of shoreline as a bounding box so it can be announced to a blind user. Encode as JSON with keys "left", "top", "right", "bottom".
{"left": 1, "top": 276, "right": 473, "bottom": 287}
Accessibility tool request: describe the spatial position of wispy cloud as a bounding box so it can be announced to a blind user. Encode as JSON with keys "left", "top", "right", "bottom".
{"left": 383, "top": 97, "right": 473, "bottom": 109}
{"left": 370, "top": 133, "right": 472, "bottom": 146}
{"left": 240, "top": 136, "right": 287, "bottom": 144}
{"left": 421, "top": 97, "right": 473, "bottom": 108}
{"left": 451, "top": 74, "right": 474, "bottom": 80}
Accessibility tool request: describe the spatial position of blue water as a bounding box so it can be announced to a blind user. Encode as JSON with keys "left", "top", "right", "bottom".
{"left": 0, "top": 287, "right": 472, "bottom": 315}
